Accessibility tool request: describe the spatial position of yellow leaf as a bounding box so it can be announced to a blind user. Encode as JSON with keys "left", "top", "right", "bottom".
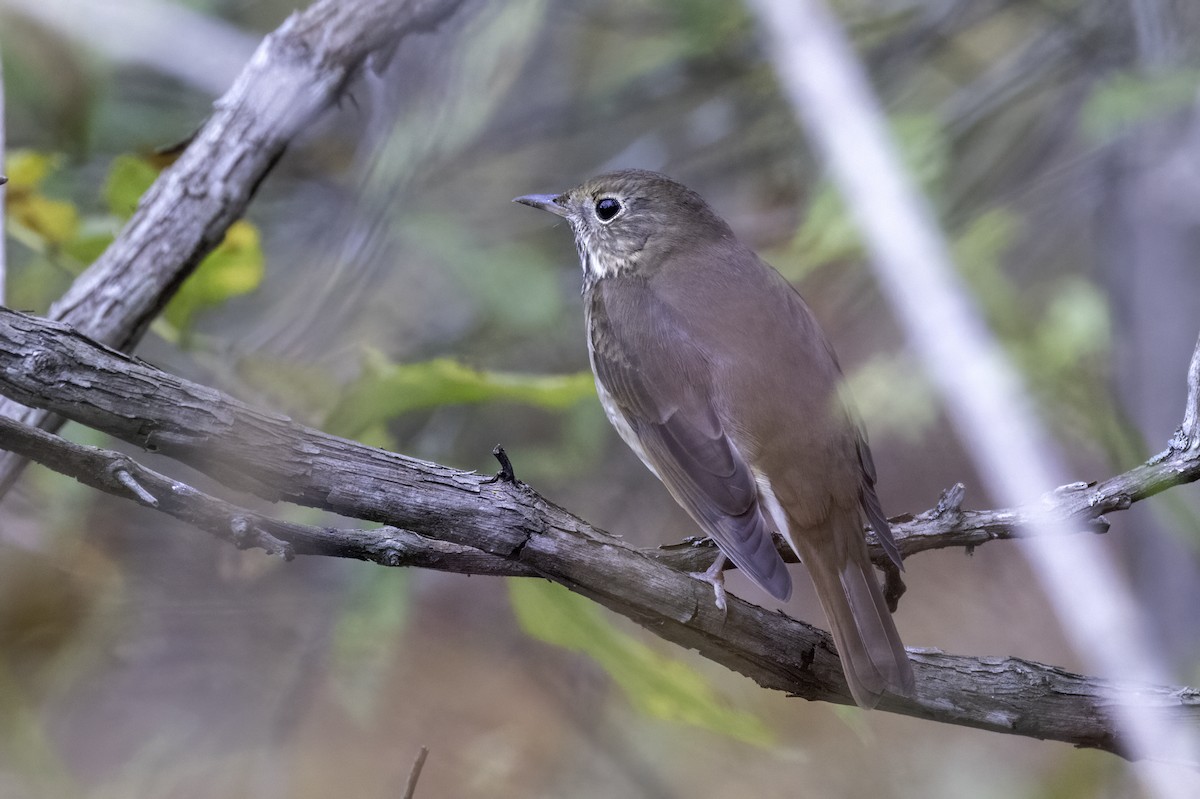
{"left": 163, "top": 220, "right": 265, "bottom": 335}
{"left": 4, "top": 150, "right": 61, "bottom": 192}
{"left": 11, "top": 194, "right": 80, "bottom": 246}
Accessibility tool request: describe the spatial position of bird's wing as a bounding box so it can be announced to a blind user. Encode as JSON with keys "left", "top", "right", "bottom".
{"left": 854, "top": 426, "right": 903, "bottom": 569}
{"left": 588, "top": 283, "right": 792, "bottom": 600}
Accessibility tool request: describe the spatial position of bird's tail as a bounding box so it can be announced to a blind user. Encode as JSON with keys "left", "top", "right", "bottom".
{"left": 788, "top": 509, "right": 915, "bottom": 708}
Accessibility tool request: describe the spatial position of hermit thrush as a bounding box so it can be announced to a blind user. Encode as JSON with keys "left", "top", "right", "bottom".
{"left": 515, "top": 169, "right": 914, "bottom": 707}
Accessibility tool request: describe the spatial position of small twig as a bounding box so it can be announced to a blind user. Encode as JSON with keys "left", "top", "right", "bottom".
{"left": 111, "top": 464, "right": 158, "bottom": 507}
{"left": 1176, "top": 332, "right": 1200, "bottom": 452}
{"left": 935, "top": 483, "right": 966, "bottom": 517}
{"left": 483, "top": 444, "right": 517, "bottom": 484}
{"left": 402, "top": 746, "right": 429, "bottom": 799}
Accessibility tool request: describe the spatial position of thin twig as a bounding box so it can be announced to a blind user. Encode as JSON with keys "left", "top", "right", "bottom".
{"left": 402, "top": 746, "right": 429, "bottom": 799}
{"left": 1179, "top": 332, "right": 1200, "bottom": 451}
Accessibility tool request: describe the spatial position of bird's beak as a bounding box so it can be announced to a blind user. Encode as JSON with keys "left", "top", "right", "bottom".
{"left": 513, "top": 193, "right": 569, "bottom": 218}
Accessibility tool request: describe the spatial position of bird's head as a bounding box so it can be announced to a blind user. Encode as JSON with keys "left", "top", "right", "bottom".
{"left": 514, "top": 169, "right": 733, "bottom": 285}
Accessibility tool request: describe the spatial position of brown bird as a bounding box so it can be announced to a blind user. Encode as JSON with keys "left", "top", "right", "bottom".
{"left": 515, "top": 169, "right": 914, "bottom": 707}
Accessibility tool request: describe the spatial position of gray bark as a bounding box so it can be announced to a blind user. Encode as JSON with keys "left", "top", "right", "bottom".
{"left": 0, "top": 307, "right": 1198, "bottom": 763}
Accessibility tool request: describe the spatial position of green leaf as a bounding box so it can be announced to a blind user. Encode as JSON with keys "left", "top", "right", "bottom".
{"left": 324, "top": 351, "right": 595, "bottom": 438}
{"left": 1081, "top": 69, "right": 1200, "bottom": 144}
{"left": 782, "top": 181, "right": 862, "bottom": 278}
{"left": 103, "top": 154, "right": 158, "bottom": 219}
{"left": 509, "top": 579, "right": 774, "bottom": 746}
{"left": 61, "top": 232, "right": 115, "bottom": 267}
{"left": 162, "top": 220, "right": 265, "bottom": 335}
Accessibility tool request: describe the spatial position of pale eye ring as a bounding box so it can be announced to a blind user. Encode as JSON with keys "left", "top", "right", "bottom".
{"left": 595, "top": 197, "right": 621, "bottom": 222}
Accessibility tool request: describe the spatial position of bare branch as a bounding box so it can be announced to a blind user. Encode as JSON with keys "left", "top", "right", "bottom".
{"left": 1, "top": 309, "right": 1199, "bottom": 762}
{"left": 0, "top": 411, "right": 529, "bottom": 576}
{"left": 0, "top": 0, "right": 468, "bottom": 496}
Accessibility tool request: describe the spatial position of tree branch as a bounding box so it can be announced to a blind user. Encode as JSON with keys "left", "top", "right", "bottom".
{"left": 1, "top": 307, "right": 1199, "bottom": 762}
{"left": 0, "top": 0, "right": 467, "bottom": 496}
{"left": 0, "top": 413, "right": 531, "bottom": 578}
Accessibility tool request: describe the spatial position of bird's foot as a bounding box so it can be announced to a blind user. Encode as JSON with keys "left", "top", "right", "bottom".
{"left": 689, "top": 553, "right": 728, "bottom": 613}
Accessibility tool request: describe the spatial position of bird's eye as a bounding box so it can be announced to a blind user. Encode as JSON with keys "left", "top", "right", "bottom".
{"left": 595, "top": 197, "right": 621, "bottom": 222}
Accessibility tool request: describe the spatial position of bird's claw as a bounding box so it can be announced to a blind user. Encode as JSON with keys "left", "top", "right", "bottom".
{"left": 689, "top": 554, "right": 728, "bottom": 613}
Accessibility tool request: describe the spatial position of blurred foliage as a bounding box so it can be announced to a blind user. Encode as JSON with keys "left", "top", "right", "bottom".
{"left": 1081, "top": 68, "right": 1200, "bottom": 144}
{"left": 5, "top": 148, "right": 268, "bottom": 344}
{"left": 236, "top": 354, "right": 346, "bottom": 423}
{"left": 509, "top": 579, "right": 773, "bottom": 747}
{"left": 953, "top": 208, "right": 1117, "bottom": 456}
{"left": 101, "top": 153, "right": 157, "bottom": 218}
{"left": 842, "top": 354, "right": 937, "bottom": 443}
{"left": 5, "top": 149, "right": 79, "bottom": 250}
{"left": 784, "top": 114, "right": 947, "bottom": 278}
{"left": 329, "top": 567, "right": 412, "bottom": 725}
{"left": 161, "top": 220, "right": 265, "bottom": 337}
{"left": 413, "top": 213, "right": 568, "bottom": 335}
{"left": 790, "top": 135, "right": 1117, "bottom": 454}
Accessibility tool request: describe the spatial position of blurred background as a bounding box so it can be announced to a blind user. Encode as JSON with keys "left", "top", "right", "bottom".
{"left": 1, "top": 0, "right": 1199, "bottom": 796}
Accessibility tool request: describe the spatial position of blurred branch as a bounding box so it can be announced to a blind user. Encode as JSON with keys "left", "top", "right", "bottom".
{"left": 402, "top": 746, "right": 430, "bottom": 799}
{"left": 0, "top": 0, "right": 467, "bottom": 498}
{"left": 0, "top": 0, "right": 257, "bottom": 94}
{"left": 2, "top": 308, "right": 1200, "bottom": 762}
{"left": 940, "top": 24, "right": 1077, "bottom": 138}
{"left": 867, "top": 0, "right": 1020, "bottom": 81}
